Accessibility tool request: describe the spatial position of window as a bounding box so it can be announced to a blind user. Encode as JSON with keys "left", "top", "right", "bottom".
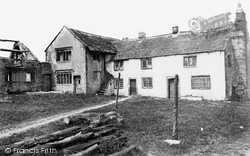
{"left": 56, "top": 47, "right": 72, "bottom": 62}
{"left": 142, "top": 77, "right": 153, "bottom": 89}
{"left": 93, "top": 53, "right": 100, "bottom": 61}
{"left": 183, "top": 56, "right": 197, "bottom": 67}
{"left": 57, "top": 72, "right": 72, "bottom": 84}
{"left": 114, "top": 78, "right": 124, "bottom": 89}
{"left": 6, "top": 71, "right": 34, "bottom": 82}
{"left": 191, "top": 76, "right": 211, "bottom": 90}
{"left": 141, "top": 58, "right": 152, "bottom": 69}
{"left": 114, "top": 61, "right": 124, "bottom": 71}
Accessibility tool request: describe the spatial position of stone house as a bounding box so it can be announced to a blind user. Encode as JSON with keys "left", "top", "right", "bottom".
{"left": 0, "top": 40, "right": 52, "bottom": 93}
{"left": 45, "top": 26, "right": 118, "bottom": 94}
{"left": 45, "top": 5, "right": 250, "bottom": 100}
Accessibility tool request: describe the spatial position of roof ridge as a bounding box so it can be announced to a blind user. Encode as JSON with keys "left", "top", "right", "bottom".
{"left": 67, "top": 26, "right": 120, "bottom": 41}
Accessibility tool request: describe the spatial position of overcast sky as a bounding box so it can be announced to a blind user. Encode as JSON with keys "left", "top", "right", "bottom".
{"left": 0, "top": 0, "right": 249, "bottom": 61}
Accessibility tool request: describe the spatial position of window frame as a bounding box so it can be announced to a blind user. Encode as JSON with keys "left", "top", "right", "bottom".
{"left": 114, "top": 78, "right": 124, "bottom": 89}
{"left": 141, "top": 77, "right": 153, "bottom": 89}
{"left": 93, "top": 53, "right": 101, "bottom": 61}
{"left": 141, "top": 58, "right": 152, "bottom": 70}
{"left": 56, "top": 72, "right": 72, "bottom": 85}
{"left": 114, "top": 61, "right": 124, "bottom": 71}
{"left": 183, "top": 55, "right": 197, "bottom": 68}
{"left": 56, "top": 47, "right": 72, "bottom": 62}
{"left": 191, "top": 75, "right": 211, "bottom": 90}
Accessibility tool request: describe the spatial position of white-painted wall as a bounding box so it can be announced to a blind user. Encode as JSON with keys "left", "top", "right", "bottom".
{"left": 107, "top": 51, "right": 226, "bottom": 100}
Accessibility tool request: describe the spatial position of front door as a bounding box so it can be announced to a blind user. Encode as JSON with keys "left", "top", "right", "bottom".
{"left": 129, "top": 79, "right": 137, "bottom": 95}
{"left": 73, "top": 75, "right": 81, "bottom": 93}
{"left": 43, "top": 74, "right": 51, "bottom": 91}
{"left": 168, "top": 78, "right": 175, "bottom": 98}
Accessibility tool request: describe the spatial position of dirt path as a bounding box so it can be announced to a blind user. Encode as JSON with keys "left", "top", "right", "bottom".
{"left": 0, "top": 96, "right": 131, "bottom": 139}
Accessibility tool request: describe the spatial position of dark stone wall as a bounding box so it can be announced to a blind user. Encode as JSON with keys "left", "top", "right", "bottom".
{"left": 0, "top": 59, "right": 53, "bottom": 94}
{"left": 225, "top": 36, "right": 248, "bottom": 100}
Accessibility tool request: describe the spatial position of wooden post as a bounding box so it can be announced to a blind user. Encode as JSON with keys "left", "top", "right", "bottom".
{"left": 73, "top": 79, "right": 77, "bottom": 94}
{"left": 172, "top": 74, "right": 179, "bottom": 140}
{"left": 115, "top": 73, "right": 121, "bottom": 108}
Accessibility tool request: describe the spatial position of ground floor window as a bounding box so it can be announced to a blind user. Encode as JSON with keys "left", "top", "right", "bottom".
{"left": 6, "top": 71, "right": 34, "bottom": 82}
{"left": 191, "top": 75, "right": 211, "bottom": 89}
{"left": 114, "top": 78, "right": 124, "bottom": 89}
{"left": 142, "top": 77, "right": 153, "bottom": 89}
{"left": 57, "top": 72, "right": 72, "bottom": 84}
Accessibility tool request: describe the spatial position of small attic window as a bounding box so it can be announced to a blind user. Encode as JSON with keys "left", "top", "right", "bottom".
{"left": 93, "top": 53, "right": 100, "bottom": 61}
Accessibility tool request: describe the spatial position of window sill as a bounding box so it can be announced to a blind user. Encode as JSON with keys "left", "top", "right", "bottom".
{"left": 57, "top": 84, "right": 72, "bottom": 86}
{"left": 141, "top": 68, "right": 152, "bottom": 70}
{"left": 183, "top": 66, "right": 196, "bottom": 68}
{"left": 56, "top": 61, "right": 71, "bottom": 63}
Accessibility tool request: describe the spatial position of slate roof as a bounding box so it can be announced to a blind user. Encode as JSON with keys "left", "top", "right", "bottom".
{"left": 67, "top": 27, "right": 118, "bottom": 54}
{"left": 113, "top": 32, "right": 229, "bottom": 60}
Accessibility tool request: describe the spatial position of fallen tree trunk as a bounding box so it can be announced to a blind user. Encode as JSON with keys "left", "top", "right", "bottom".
{"left": 108, "top": 145, "right": 137, "bottom": 156}
{"left": 70, "top": 144, "right": 99, "bottom": 156}
{"left": 2, "top": 112, "right": 144, "bottom": 156}
{"left": 63, "top": 135, "right": 127, "bottom": 156}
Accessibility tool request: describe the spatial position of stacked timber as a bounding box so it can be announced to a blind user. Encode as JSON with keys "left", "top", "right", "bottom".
{"left": 0, "top": 112, "right": 144, "bottom": 156}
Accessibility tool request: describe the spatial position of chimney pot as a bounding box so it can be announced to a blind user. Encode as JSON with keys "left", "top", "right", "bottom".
{"left": 172, "top": 25, "right": 179, "bottom": 34}
{"left": 138, "top": 32, "right": 146, "bottom": 39}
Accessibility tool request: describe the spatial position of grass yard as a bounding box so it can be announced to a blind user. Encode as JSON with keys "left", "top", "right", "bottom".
{"left": 0, "top": 93, "right": 116, "bottom": 130}
{"left": 0, "top": 95, "right": 250, "bottom": 155}
{"left": 85, "top": 96, "right": 250, "bottom": 156}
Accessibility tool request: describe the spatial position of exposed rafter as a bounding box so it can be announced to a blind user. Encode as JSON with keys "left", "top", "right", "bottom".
{"left": 0, "top": 48, "right": 27, "bottom": 53}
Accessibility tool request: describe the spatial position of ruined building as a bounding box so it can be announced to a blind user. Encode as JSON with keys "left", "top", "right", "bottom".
{"left": 0, "top": 39, "right": 52, "bottom": 93}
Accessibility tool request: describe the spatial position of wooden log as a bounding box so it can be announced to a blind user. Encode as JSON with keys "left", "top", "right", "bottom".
{"left": 70, "top": 144, "right": 99, "bottom": 156}
{"left": 63, "top": 135, "right": 117, "bottom": 156}
{"left": 11, "top": 132, "right": 94, "bottom": 156}
{"left": 108, "top": 145, "right": 137, "bottom": 156}
{"left": 89, "top": 114, "right": 124, "bottom": 128}
{"left": 81, "top": 123, "right": 120, "bottom": 134}
{"left": 0, "top": 126, "right": 81, "bottom": 155}
{"left": 37, "top": 132, "right": 94, "bottom": 149}
{"left": 18, "top": 126, "right": 81, "bottom": 149}
{"left": 93, "top": 127, "right": 119, "bottom": 138}
{"left": 98, "top": 135, "right": 128, "bottom": 155}
{"left": 63, "top": 135, "right": 127, "bottom": 156}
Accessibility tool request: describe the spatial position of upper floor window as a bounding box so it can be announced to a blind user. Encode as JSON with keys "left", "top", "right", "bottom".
{"left": 93, "top": 53, "right": 100, "bottom": 61}
{"left": 141, "top": 58, "right": 152, "bottom": 69}
{"left": 114, "top": 61, "right": 124, "bottom": 71}
{"left": 183, "top": 56, "right": 197, "bottom": 67}
{"left": 142, "top": 77, "right": 153, "bottom": 89}
{"left": 56, "top": 47, "right": 72, "bottom": 62}
{"left": 191, "top": 75, "right": 211, "bottom": 90}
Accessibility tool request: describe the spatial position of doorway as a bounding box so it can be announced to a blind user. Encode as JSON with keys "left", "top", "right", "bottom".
{"left": 129, "top": 79, "right": 137, "bottom": 95}
{"left": 73, "top": 75, "right": 81, "bottom": 93}
{"left": 168, "top": 78, "right": 175, "bottom": 98}
{"left": 43, "top": 74, "right": 51, "bottom": 91}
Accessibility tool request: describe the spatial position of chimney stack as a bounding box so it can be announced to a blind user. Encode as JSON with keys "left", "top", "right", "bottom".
{"left": 138, "top": 32, "right": 146, "bottom": 39}
{"left": 235, "top": 3, "right": 247, "bottom": 34}
{"left": 172, "top": 25, "right": 179, "bottom": 34}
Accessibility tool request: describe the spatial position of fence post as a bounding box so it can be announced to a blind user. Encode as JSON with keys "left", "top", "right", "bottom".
{"left": 172, "top": 74, "right": 179, "bottom": 140}
{"left": 115, "top": 73, "right": 121, "bottom": 108}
